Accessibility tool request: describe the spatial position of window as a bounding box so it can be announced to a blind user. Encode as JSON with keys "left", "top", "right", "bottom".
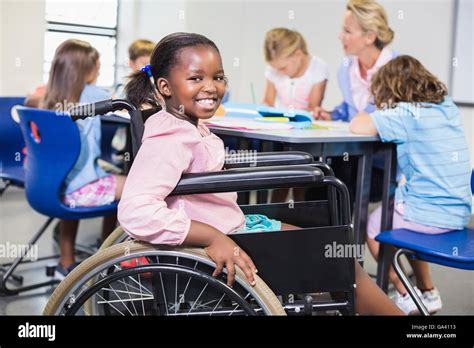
{"left": 43, "top": 0, "right": 118, "bottom": 87}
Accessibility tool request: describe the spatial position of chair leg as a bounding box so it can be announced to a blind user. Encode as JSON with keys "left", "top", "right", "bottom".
{"left": 0, "top": 180, "right": 10, "bottom": 197}
{"left": 0, "top": 217, "right": 60, "bottom": 296}
{"left": 392, "top": 248, "right": 430, "bottom": 316}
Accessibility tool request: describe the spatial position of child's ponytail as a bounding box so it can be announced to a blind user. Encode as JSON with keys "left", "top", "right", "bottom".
{"left": 125, "top": 67, "right": 161, "bottom": 110}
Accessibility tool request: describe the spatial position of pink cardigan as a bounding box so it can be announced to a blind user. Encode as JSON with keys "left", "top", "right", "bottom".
{"left": 118, "top": 110, "right": 245, "bottom": 245}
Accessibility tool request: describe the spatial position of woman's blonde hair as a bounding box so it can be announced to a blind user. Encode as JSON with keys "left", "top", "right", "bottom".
{"left": 371, "top": 55, "right": 448, "bottom": 108}
{"left": 264, "top": 28, "right": 309, "bottom": 62}
{"left": 347, "top": 0, "right": 394, "bottom": 49}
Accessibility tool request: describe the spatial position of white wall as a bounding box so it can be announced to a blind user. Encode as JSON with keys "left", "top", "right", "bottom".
{"left": 185, "top": 0, "right": 455, "bottom": 108}
{"left": 0, "top": 0, "right": 45, "bottom": 96}
{"left": 115, "top": 0, "right": 186, "bottom": 82}
{"left": 1, "top": 0, "right": 473, "bottom": 158}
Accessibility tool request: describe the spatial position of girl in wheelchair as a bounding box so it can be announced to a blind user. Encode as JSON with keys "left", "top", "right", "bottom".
{"left": 118, "top": 32, "right": 403, "bottom": 315}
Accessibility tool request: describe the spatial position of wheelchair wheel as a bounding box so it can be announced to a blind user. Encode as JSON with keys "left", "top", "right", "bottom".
{"left": 100, "top": 226, "right": 129, "bottom": 250}
{"left": 44, "top": 241, "right": 286, "bottom": 316}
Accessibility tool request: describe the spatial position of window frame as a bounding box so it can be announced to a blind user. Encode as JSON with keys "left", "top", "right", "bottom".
{"left": 44, "top": 1, "right": 119, "bottom": 88}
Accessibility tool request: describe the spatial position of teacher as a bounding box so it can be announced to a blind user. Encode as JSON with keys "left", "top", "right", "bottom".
{"left": 316, "top": 0, "right": 396, "bottom": 121}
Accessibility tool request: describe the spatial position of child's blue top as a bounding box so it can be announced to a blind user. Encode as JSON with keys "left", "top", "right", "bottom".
{"left": 64, "top": 84, "right": 111, "bottom": 194}
{"left": 370, "top": 97, "right": 472, "bottom": 229}
{"left": 331, "top": 51, "right": 398, "bottom": 122}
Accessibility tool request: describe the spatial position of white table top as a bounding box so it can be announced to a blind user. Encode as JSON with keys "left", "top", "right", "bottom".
{"left": 207, "top": 119, "right": 380, "bottom": 143}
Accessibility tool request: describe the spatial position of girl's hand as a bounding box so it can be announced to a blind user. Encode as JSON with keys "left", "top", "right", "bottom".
{"left": 204, "top": 233, "right": 257, "bottom": 287}
{"left": 312, "top": 106, "right": 332, "bottom": 120}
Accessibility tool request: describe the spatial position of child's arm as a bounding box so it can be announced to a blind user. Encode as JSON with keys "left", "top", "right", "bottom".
{"left": 262, "top": 79, "right": 276, "bottom": 106}
{"left": 308, "top": 80, "right": 327, "bottom": 111}
{"left": 308, "top": 80, "right": 332, "bottom": 120}
{"left": 349, "top": 111, "right": 379, "bottom": 135}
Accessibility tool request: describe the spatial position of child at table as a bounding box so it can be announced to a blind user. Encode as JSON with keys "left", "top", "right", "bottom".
{"left": 263, "top": 27, "right": 328, "bottom": 114}
{"left": 262, "top": 27, "right": 329, "bottom": 202}
{"left": 40, "top": 39, "right": 127, "bottom": 278}
{"left": 350, "top": 55, "right": 472, "bottom": 314}
{"left": 118, "top": 32, "right": 403, "bottom": 315}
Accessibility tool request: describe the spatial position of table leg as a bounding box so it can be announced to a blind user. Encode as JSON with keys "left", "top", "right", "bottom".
{"left": 352, "top": 147, "right": 373, "bottom": 266}
{"left": 376, "top": 143, "right": 397, "bottom": 292}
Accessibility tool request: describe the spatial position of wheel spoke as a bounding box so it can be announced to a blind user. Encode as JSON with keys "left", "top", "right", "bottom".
{"left": 188, "top": 283, "right": 208, "bottom": 314}
{"left": 94, "top": 291, "right": 126, "bottom": 316}
{"left": 112, "top": 264, "right": 153, "bottom": 295}
{"left": 107, "top": 282, "right": 135, "bottom": 316}
{"left": 210, "top": 293, "right": 226, "bottom": 316}
{"left": 228, "top": 293, "right": 251, "bottom": 316}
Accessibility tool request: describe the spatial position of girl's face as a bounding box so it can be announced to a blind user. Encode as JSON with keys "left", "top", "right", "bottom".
{"left": 269, "top": 49, "right": 305, "bottom": 78}
{"left": 159, "top": 45, "right": 226, "bottom": 120}
{"left": 339, "top": 11, "right": 375, "bottom": 56}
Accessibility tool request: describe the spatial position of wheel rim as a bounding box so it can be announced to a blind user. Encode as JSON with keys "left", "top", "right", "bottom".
{"left": 66, "top": 264, "right": 257, "bottom": 316}
{"left": 56, "top": 250, "right": 276, "bottom": 316}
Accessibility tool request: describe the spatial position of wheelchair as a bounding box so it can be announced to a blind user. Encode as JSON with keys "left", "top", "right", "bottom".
{"left": 41, "top": 99, "right": 356, "bottom": 316}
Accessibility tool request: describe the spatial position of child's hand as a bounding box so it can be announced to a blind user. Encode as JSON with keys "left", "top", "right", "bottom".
{"left": 312, "top": 106, "right": 332, "bottom": 120}
{"left": 204, "top": 233, "right": 257, "bottom": 287}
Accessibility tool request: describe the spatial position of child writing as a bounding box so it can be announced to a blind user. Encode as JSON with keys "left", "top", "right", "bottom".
{"left": 263, "top": 27, "right": 328, "bottom": 114}
{"left": 118, "top": 32, "right": 403, "bottom": 315}
{"left": 263, "top": 28, "right": 328, "bottom": 202}
{"left": 40, "top": 39, "right": 127, "bottom": 278}
{"left": 350, "top": 55, "right": 472, "bottom": 314}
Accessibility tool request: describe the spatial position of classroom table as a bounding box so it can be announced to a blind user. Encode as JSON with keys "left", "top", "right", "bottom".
{"left": 208, "top": 121, "right": 398, "bottom": 292}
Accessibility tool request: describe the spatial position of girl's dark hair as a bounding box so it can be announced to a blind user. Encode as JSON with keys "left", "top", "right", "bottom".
{"left": 125, "top": 32, "right": 220, "bottom": 109}
{"left": 371, "top": 55, "right": 448, "bottom": 108}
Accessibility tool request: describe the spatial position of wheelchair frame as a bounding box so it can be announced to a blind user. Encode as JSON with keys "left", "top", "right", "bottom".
{"left": 43, "top": 99, "right": 357, "bottom": 316}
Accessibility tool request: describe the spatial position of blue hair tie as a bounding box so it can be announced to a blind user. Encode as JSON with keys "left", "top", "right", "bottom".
{"left": 141, "top": 64, "right": 153, "bottom": 76}
{"left": 141, "top": 64, "right": 157, "bottom": 91}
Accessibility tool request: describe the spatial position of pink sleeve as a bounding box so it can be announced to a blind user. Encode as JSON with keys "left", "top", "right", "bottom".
{"left": 117, "top": 126, "right": 194, "bottom": 245}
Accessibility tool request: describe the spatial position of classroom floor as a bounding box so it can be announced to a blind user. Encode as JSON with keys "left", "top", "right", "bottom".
{"left": 1, "top": 186, "right": 473, "bottom": 315}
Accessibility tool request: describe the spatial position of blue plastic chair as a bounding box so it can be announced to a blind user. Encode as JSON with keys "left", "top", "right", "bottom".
{"left": 0, "top": 97, "right": 26, "bottom": 194}
{"left": 376, "top": 228, "right": 474, "bottom": 315}
{"left": 0, "top": 107, "right": 118, "bottom": 295}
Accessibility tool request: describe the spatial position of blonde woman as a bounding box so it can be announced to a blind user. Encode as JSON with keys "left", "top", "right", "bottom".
{"left": 315, "top": 0, "right": 395, "bottom": 121}
{"left": 308, "top": 0, "right": 397, "bottom": 205}
{"left": 263, "top": 27, "right": 328, "bottom": 114}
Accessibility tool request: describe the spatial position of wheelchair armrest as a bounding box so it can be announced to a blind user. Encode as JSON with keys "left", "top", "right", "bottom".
{"left": 308, "top": 162, "right": 335, "bottom": 177}
{"left": 170, "top": 165, "right": 324, "bottom": 195}
{"left": 224, "top": 151, "right": 313, "bottom": 169}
